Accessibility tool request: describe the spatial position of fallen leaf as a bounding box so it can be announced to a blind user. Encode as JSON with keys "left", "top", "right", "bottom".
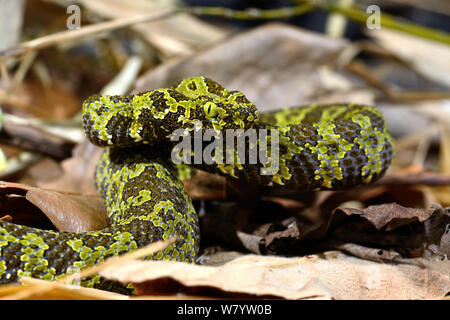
{"left": 0, "top": 181, "right": 108, "bottom": 232}
{"left": 425, "top": 204, "right": 450, "bottom": 258}
{"left": 331, "top": 203, "right": 434, "bottom": 230}
{"left": 242, "top": 217, "right": 301, "bottom": 255}
{"left": 439, "top": 224, "right": 450, "bottom": 257}
{"left": 100, "top": 252, "right": 450, "bottom": 300}
{"left": 200, "top": 199, "right": 304, "bottom": 255}
{"left": 424, "top": 204, "right": 450, "bottom": 245}
{"left": 40, "top": 139, "right": 101, "bottom": 195}
{"left": 6, "top": 79, "right": 82, "bottom": 119}
{"left": 183, "top": 170, "right": 226, "bottom": 201}
{"left": 133, "top": 23, "right": 348, "bottom": 111}
{"left": 368, "top": 28, "right": 450, "bottom": 88}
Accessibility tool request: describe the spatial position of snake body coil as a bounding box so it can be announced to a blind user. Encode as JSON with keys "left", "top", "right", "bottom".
{"left": 0, "top": 77, "right": 393, "bottom": 291}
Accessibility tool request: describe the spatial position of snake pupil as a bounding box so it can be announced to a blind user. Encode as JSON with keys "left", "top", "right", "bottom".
{"left": 188, "top": 82, "right": 197, "bottom": 90}
{"left": 204, "top": 101, "right": 218, "bottom": 118}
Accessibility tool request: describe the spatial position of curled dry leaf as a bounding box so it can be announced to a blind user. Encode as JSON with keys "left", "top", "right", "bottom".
{"left": 429, "top": 224, "right": 450, "bottom": 258}
{"left": 239, "top": 217, "right": 302, "bottom": 255}
{"left": 26, "top": 190, "right": 107, "bottom": 233}
{"left": 100, "top": 252, "right": 450, "bottom": 300}
{"left": 426, "top": 204, "right": 450, "bottom": 258}
{"left": 0, "top": 181, "right": 108, "bottom": 233}
{"left": 439, "top": 224, "right": 450, "bottom": 257}
{"left": 331, "top": 203, "right": 434, "bottom": 230}
{"left": 200, "top": 199, "right": 305, "bottom": 256}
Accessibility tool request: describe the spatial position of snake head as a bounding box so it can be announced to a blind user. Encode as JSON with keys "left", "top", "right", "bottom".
{"left": 82, "top": 76, "right": 259, "bottom": 148}
{"left": 173, "top": 76, "right": 259, "bottom": 132}
{"left": 188, "top": 94, "right": 257, "bottom": 133}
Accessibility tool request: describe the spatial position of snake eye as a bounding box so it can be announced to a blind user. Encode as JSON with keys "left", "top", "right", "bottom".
{"left": 203, "top": 101, "right": 218, "bottom": 118}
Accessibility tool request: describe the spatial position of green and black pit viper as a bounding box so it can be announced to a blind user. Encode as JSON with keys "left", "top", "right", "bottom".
{"left": 0, "top": 76, "right": 394, "bottom": 291}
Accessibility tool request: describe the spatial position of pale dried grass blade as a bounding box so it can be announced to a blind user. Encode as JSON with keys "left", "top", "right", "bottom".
{"left": 0, "top": 238, "right": 175, "bottom": 299}
{"left": 60, "top": 237, "right": 177, "bottom": 284}
{"left": 0, "top": 9, "right": 176, "bottom": 59}
{"left": 1, "top": 277, "right": 128, "bottom": 300}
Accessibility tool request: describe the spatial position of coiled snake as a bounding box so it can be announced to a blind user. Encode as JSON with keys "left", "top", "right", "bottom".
{"left": 0, "top": 76, "right": 394, "bottom": 292}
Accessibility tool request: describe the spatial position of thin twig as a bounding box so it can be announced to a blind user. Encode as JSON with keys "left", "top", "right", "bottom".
{"left": 327, "top": 3, "right": 450, "bottom": 45}
{"left": 0, "top": 51, "right": 38, "bottom": 107}
{"left": 291, "top": 0, "right": 450, "bottom": 45}
{"left": 187, "top": 3, "right": 314, "bottom": 19}
{"left": 346, "top": 60, "right": 450, "bottom": 102}
{"left": 0, "top": 62, "right": 10, "bottom": 84}
{"left": 412, "top": 129, "right": 434, "bottom": 167}
{"left": 0, "top": 9, "right": 177, "bottom": 59}
{"left": 12, "top": 51, "right": 37, "bottom": 88}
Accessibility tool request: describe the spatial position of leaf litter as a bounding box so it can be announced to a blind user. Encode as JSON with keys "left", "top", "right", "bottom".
{"left": 0, "top": 1, "right": 448, "bottom": 300}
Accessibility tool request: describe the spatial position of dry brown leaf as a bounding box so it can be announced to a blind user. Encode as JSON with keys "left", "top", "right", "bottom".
{"left": 425, "top": 204, "right": 450, "bottom": 258}
{"left": 241, "top": 217, "right": 301, "bottom": 255}
{"left": 5, "top": 79, "right": 81, "bottom": 119}
{"left": 133, "top": 23, "right": 348, "bottom": 111}
{"left": 368, "top": 29, "right": 450, "bottom": 88}
{"left": 0, "top": 181, "right": 107, "bottom": 233}
{"left": 429, "top": 225, "right": 450, "bottom": 258}
{"left": 183, "top": 170, "right": 226, "bottom": 201}
{"left": 40, "top": 139, "right": 101, "bottom": 195}
{"left": 26, "top": 189, "right": 107, "bottom": 233}
{"left": 332, "top": 203, "right": 434, "bottom": 230}
{"left": 439, "top": 225, "right": 450, "bottom": 257}
{"left": 100, "top": 252, "right": 450, "bottom": 300}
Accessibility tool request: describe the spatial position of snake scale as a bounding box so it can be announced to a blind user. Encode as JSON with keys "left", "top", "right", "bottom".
{"left": 0, "top": 76, "right": 394, "bottom": 292}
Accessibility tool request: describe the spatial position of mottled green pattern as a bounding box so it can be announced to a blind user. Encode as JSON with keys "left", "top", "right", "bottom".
{"left": 0, "top": 148, "right": 197, "bottom": 292}
{"left": 0, "top": 76, "right": 393, "bottom": 291}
